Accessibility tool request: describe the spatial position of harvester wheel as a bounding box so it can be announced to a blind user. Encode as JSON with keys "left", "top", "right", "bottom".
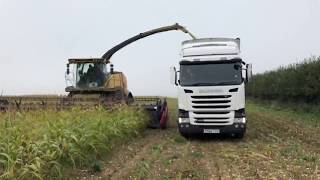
{"left": 114, "top": 90, "right": 124, "bottom": 101}
{"left": 0, "top": 99, "right": 9, "bottom": 112}
{"left": 100, "top": 93, "right": 111, "bottom": 105}
{"left": 126, "top": 93, "right": 134, "bottom": 105}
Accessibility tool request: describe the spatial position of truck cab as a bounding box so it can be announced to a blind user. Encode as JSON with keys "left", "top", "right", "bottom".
{"left": 170, "top": 38, "right": 252, "bottom": 138}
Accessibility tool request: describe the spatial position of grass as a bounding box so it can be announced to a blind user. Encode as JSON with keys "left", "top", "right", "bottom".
{"left": 244, "top": 100, "right": 320, "bottom": 178}
{"left": 190, "top": 151, "right": 204, "bottom": 159}
{"left": 78, "top": 98, "right": 319, "bottom": 179}
{"left": 2, "top": 98, "right": 319, "bottom": 179}
{"left": 0, "top": 106, "right": 149, "bottom": 179}
{"left": 247, "top": 56, "right": 320, "bottom": 104}
{"left": 247, "top": 99, "right": 320, "bottom": 127}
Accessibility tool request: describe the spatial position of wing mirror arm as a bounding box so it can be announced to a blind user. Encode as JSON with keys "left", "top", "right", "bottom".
{"left": 170, "top": 66, "right": 179, "bottom": 86}
{"left": 176, "top": 71, "right": 180, "bottom": 85}
{"left": 245, "top": 63, "right": 253, "bottom": 83}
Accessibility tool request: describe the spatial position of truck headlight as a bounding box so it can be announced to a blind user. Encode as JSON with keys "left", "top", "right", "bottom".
{"left": 234, "top": 109, "right": 245, "bottom": 118}
{"left": 178, "top": 109, "right": 189, "bottom": 118}
{"left": 179, "top": 118, "right": 190, "bottom": 123}
{"left": 234, "top": 117, "right": 246, "bottom": 123}
{"left": 178, "top": 109, "right": 190, "bottom": 123}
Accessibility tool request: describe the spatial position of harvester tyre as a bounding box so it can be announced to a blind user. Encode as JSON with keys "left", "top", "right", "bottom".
{"left": 0, "top": 99, "right": 9, "bottom": 112}
{"left": 114, "top": 90, "right": 123, "bottom": 100}
{"left": 126, "top": 93, "right": 134, "bottom": 105}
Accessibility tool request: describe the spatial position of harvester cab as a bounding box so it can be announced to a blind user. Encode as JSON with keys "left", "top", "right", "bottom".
{"left": 65, "top": 58, "right": 107, "bottom": 88}
{"left": 65, "top": 58, "right": 132, "bottom": 103}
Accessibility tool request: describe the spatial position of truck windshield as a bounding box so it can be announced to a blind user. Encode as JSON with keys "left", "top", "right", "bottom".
{"left": 179, "top": 61, "right": 243, "bottom": 86}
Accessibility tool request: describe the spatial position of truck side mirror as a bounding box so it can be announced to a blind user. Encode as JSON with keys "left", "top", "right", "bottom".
{"left": 234, "top": 64, "right": 241, "bottom": 70}
{"left": 110, "top": 64, "right": 114, "bottom": 74}
{"left": 170, "top": 66, "right": 178, "bottom": 85}
{"left": 246, "top": 63, "right": 252, "bottom": 83}
{"left": 66, "top": 64, "right": 70, "bottom": 75}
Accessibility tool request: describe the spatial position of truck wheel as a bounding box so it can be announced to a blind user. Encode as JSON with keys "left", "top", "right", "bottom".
{"left": 179, "top": 131, "right": 190, "bottom": 139}
{"left": 234, "top": 132, "right": 245, "bottom": 139}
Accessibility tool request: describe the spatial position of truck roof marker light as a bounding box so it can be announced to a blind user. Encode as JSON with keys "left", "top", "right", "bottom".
{"left": 184, "top": 89, "right": 193, "bottom": 93}
{"left": 191, "top": 44, "right": 227, "bottom": 48}
{"left": 229, "top": 88, "right": 238, "bottom": 92}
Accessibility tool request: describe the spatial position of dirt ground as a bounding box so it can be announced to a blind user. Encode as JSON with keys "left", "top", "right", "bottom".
{"left": 77, "top": 99, "right": 320, "bottom": 179}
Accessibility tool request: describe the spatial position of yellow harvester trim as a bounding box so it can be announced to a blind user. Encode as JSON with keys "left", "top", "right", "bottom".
{"left": 104, "top": 72, "right": 129, "bottom": 96}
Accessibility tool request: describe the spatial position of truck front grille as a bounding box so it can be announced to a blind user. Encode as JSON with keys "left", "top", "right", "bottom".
{"left": 192, "top": 105, "right": 230, "bottom": 109}
{"left": 190, "top": 94, "right": 233, "bottom": 125}
{"left": 193, "top": 111, "right": 230, "bottom": 114}
{"left": 191, "top": 95, "right": 231, "bottom": 99}
{"left": 192, "top": 100, "right": 231, "bottom": 104}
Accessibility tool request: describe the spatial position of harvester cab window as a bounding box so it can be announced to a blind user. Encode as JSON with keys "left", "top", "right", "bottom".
{"left": 76, "top": 63, "right": 107, "bottom": 88}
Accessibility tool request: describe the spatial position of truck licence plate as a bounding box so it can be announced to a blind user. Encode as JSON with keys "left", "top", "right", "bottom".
{"left": 203, "top": 129, "right": 220, "bottom": 134}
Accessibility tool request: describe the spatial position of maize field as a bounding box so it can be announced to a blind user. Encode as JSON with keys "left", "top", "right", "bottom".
{"left": 0, "top": 106, "right": 149, "bottom": 179}
{"left": 246, "top": 56, "right": 320, "bottom": 104}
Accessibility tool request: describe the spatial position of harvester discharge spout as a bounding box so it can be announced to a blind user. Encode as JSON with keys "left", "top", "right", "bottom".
{"left": 101, "top": 23, "right": 196, "bottom": 63}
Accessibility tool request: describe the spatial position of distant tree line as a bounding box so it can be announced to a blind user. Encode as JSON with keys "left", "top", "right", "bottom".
{"left": 246, "top": 56, "right": 320, "bottom": 104}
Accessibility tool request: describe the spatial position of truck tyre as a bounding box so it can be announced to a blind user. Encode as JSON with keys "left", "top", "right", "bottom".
{"left": 234, "top": 131, "right": 245, "bottom": 139}
{"left": 179, "top": 131, "right": 190, "bottom": 139}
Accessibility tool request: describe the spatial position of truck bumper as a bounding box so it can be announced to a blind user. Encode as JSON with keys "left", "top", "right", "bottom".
{"left": 178, "top": 123, "right": 246, "bottom": 135}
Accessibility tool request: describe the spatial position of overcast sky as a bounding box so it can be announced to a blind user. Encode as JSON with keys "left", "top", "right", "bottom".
{"left": 0, "top": 0, "right": 319, "bottom": 96}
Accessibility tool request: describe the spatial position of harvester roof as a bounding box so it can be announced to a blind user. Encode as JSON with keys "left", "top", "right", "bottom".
{"left": 68, "top": 58, "right": 106, "bottom": 64}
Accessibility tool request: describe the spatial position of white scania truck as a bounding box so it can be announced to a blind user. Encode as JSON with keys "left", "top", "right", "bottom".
{"left": 170, "top": 38, "right": 252, "bottom": 138}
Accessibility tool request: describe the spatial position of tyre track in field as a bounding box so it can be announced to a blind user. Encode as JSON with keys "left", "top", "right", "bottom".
{"left": 104, "top": 130, "right": 169, "bottom": 180}
{"left": 195, "top": 141, "right": 223, "bottom": 180}
{"left": 75, "top": 129, "right": 169, "bottom": 179}
{"left": 78, "top": 100, "right": 320, "bottom": 179}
